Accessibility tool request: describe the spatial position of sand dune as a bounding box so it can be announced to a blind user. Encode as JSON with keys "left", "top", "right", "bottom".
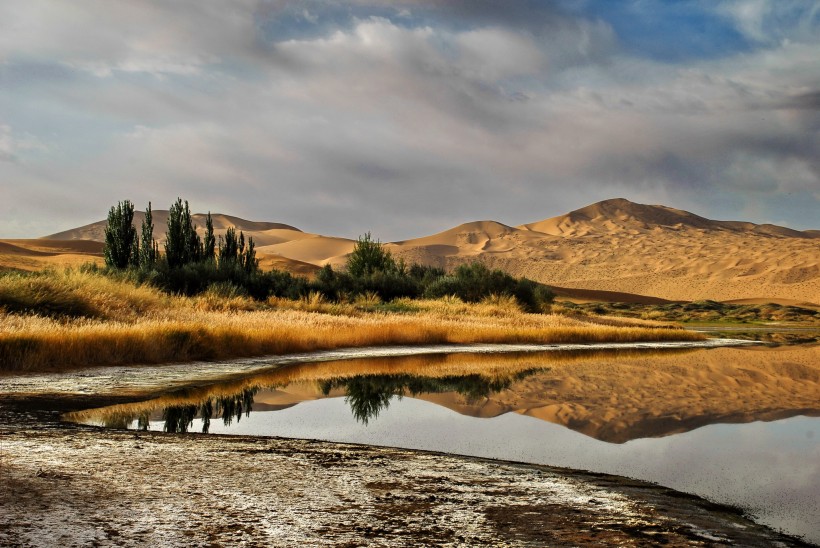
{"left": 260, "top": 235, "right": 356, "bottom": 266}
{"left": 386, "top": 199, "right": 820, "bottom": 303}
{"left": 36, "top": 198, "right": 820, "bottom": 302}
{"left": 256, "top": 254, "right": 321, "bottom": 278}
{"left": 0, "top": 239, "right": 104, "bottom": 271}
{"left": 47, "top": 211, "right": 303, "bottom": 245}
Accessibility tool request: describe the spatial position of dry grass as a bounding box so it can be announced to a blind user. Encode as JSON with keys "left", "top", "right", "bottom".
{"left": 0, "top": 269, "right": 704, "bottom": 373}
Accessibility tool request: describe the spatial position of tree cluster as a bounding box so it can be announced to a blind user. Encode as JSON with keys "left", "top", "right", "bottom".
{"left": 103, "top": 198, "right": 261, "bottom": 295}
{"left": 312, "top": 234, "right": 554, "bottom": 311}
{"left": 102, "top": 200, "right": 554, "bottom": 310}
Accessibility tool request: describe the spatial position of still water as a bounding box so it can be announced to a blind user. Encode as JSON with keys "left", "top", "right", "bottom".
{"left": 71, "top": 344, "right": 820, "bottom": 543}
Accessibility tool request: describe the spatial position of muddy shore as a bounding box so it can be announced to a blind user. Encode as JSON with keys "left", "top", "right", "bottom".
{"left": 0, "top": 392, "right": 812, "bottom": 547}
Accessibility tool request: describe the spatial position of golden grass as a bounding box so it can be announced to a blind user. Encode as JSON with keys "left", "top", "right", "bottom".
{"left": 0, "top": 269, "right": 705, "bottom": 373}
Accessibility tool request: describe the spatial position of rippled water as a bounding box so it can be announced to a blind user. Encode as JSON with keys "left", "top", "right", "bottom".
{"left": 69, "top": 342, "right": 820, "bottom": 544}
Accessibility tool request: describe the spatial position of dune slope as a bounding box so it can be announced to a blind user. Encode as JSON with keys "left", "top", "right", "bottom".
{"left": 36, "top": 199, "right": 820, "bottom": 302}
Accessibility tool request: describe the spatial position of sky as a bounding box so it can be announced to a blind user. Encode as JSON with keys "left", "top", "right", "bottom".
{"left": 1, "top": 0, "right": 819, "bottom": 239}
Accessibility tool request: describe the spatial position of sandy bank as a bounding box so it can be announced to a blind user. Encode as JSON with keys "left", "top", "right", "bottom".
{"left": 0, "top": 396, "right": 810, "bottom": 547}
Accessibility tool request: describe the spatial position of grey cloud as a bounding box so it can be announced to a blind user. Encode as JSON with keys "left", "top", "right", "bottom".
{"left": 783, "top": 90, "right": 820, "bottom": 110}
{"left": 1, "top": 2, "right": 820, "bottom": 239}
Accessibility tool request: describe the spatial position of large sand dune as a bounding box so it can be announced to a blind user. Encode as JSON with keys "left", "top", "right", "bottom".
{"left": 33, "top": 198, "right": 820, "bottom": 302}
{"left": 388, "top": 198, "right": 820, "bottom": 303}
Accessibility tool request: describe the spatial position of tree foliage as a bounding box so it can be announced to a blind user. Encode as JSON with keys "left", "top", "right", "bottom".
{"left": 138, "top": 202, "right": 158, "bottom": 269}
{"left": 165, "top": 198, "right": 202, "bottom": 268}
{"left": 346, "top": 232, "right": 396, "bottom": 277}
{"left": 203, "top": 212, "right": 216, "bottom": 262}
{"left": 103, "top": 200, "right": 138, "bottom": 269}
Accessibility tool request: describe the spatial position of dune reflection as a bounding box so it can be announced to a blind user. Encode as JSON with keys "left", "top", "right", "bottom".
{"left": 68, "top": 344, "right": 820, "bottom": 443}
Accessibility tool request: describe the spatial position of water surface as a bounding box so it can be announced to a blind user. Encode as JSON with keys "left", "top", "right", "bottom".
{"left": 71, "top": 343, "right": 820, "bottom": 543}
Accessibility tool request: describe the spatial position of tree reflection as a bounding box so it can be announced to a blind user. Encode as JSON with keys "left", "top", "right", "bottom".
{"left": 161, "top": 388, "right": 257, "bottom": 433}
{"left": 319, "top": 370, "right": 540, "bottom": 425}
{"left": 148, "top": 369, "right": 541, "bottom": 431}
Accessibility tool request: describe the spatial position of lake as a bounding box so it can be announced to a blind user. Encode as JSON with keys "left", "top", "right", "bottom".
{"left": 69, "top": 342, "right": 820, "bottom": 544}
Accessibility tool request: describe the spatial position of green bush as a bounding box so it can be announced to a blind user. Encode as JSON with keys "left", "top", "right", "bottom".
{"left": 423, "top": 262, "right": 553, "bottom": 312}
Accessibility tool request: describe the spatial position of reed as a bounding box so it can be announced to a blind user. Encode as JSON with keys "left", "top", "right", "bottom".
{"left": 0, "top": 269, "right": 704, "bottom": 372}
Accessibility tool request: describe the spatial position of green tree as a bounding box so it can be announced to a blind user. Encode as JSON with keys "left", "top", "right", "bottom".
{"left": 218, "top": 226, "right": 258, "bottom": 274}
{"left": 203, "top": 212, "right": 216, "bottom": 262}
{"left": 103, "top": 200, "right": 138, "bottom": 269}
{"left": 346, "top": 232, "right": 396, "bottom": 277}
{"left": 242, "top": 235, "right": 258, "bottom": 273}
{"left": 165, "top": 198, "right": 201, "bottom": 268}
{"left": 218, "top": 227, "right": 239, "bottom": 265}
{"left": 139, "top": 202, "right": 158, "bottom": 269}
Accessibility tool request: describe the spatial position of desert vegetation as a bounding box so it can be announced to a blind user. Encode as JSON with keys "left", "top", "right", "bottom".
{"left": 0, "top": 199, "right": 710, "bottom": 372}
{"left": 98, "top": 199, "right": 557, "bottom": 311}
{"left": 0, "top": 266, "right": 703, "bottom": 372}
{"left": 559, "top": 300, "right": 820, "bottom": 325}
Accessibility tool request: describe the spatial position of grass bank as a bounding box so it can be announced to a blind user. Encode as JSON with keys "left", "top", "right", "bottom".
{"left": 0, "top": 269, "right": 704, "bottom": 373}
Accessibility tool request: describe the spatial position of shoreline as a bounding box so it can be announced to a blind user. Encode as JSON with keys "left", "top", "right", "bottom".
{"left": 0, "top": 393, "right": 812, "bottom": 547}
{"left": 2, "top": 339, "right": 816, "bottom": 546}
{"left": 0, "top": 339, "right": 757, "bottom": 396}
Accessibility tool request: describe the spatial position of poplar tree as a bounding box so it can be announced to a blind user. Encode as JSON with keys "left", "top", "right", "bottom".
{"left": 139, "top": 202, "right": 158, "bottom": 269}
{"left": 218, "top": 227, "right": 239, "bottom": 266}
{"left": 165, "top": 198, "right": 201, "bottom": 268}
{"left": 203, "top": 212, "right": 216, "bottom": 262}
{"left": 242, "top": 236, "right": 258, "bottom": 273}
{"left": 103, "top": 200, "right": 138, "bottom": 269}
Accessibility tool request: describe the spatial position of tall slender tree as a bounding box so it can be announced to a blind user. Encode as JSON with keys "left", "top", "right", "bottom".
{"left": 203, "top": 212, "right": 216, "bottom": 262}
{"left": 165, "top": 198, "right": 201, "bottom": 268}
{"left": 218, "top": 227, "right": 239, "bottom": 266}
{"left": 103, "top": 200, "right": 138, "bottom": 269}
{"left": 139, "top": 202, "right": 158, "bottom": 269}
{"left": 242, "top": 236, "right": 258, "bottom": 273}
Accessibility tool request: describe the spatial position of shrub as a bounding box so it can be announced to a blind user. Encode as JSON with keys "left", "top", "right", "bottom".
{"left": 346, "top": 232, "right": 396, "bottom": 278}
{"left": 423, "top": 262, "right": 554, "bottom": 312}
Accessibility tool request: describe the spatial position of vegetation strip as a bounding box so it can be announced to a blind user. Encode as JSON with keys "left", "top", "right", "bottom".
{"left": 0, "top": 198, "right": 711, "bottom": 373}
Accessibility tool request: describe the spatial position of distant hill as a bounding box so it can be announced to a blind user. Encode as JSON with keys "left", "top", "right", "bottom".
{"left": 31, "top": 198, "right": 820, "bottom": 303}
{"left": 46, "top": 211, "right": 303, "bottom": 245}
{"left": 520, "top": 198, "right": 816, "bottom": 239}
{"left": 384, "top": 199, "right": 820, "bottom": 303}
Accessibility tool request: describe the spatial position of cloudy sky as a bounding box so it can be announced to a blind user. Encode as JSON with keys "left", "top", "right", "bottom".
{"left": 1, "top": 0, "right": 818, "bottom": 239}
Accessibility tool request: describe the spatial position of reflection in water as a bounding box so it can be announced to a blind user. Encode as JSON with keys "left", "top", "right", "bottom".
{"left": 159, "top": 389, "right": 257, "bottom": 433}
{"left": 70, "top": 345, "right": 820, "bottom": 443}
{"left": 67, "top": 345, "right": 820, "bottom": 542}
{"left": 94, "top": 371, "right": 538, "bottom": 430}
{"left": 319, "top": 371, "right": 537, "bottom": 424}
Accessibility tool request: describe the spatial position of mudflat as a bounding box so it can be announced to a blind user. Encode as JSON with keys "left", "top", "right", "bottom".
{"left": 0, "top": 396, "right": 810, "bottom": 547}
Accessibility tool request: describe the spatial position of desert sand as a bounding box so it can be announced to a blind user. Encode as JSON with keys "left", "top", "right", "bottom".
{"left": 23, "top": 198, "right": 820, "bottom": 303}
{"left": 0, "top": 239, "right": 104, "bottom": 271}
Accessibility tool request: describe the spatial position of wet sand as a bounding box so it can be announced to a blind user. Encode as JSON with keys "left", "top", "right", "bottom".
{"left": 1, "top": 393, "right": 812, "bottom": 547}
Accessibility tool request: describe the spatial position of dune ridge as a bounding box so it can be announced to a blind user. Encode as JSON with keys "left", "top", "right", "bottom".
{"left": 25, "top": 198, "right": 820, "bottom": 302}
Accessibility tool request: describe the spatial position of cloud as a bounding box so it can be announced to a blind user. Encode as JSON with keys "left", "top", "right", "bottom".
{"left": 0, "top": 1, "right": 819, "bottom": 238}
{"left": 0, "top": 1, "right": 259, "bottom": 76}
{"left": 714, "top": 0, "right": 820, "bottom": 43}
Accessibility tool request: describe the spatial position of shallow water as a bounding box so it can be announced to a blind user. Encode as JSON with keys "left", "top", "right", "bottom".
{"left": 69, "top": 342, "right": 820, "bottom": 544}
